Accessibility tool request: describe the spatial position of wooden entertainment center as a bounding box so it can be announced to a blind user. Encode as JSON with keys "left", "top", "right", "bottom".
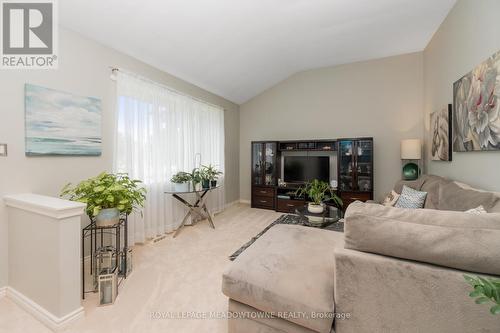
{"left": 251, "top": 138, "right": 373, "bottom": 212}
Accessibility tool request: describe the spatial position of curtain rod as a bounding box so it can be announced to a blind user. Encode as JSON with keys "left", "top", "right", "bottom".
{"left": 109, "top": 66, "right": 225, "bottom": 111}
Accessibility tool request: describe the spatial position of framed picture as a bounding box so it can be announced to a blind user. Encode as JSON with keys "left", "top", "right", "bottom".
{"left": 430, "top": 104, "right": 452, "bottom": 161}
{"left": 25, "top": 84, "right": 102, "bottom": 156}
{"left": 453, "top": 50, "right": 500, "bottom": 152}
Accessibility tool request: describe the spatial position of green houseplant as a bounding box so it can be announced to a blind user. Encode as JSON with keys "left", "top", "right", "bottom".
{"left": 464, "top": 275, "right": 500, "bottom": 315}
{"left": 201, "top": 164, "right": 223, "bottom": 188}
{"left": 61, "top": 172, "right": 146, "bottom": 226}
{"left": 190, "top": 168, "right": 203, "bottom": 191}
{"left": 171, "top": 171, "right": 192, "bottom": 192}
{"left": 295, "top": 179, "right": 342, "bottom": 214}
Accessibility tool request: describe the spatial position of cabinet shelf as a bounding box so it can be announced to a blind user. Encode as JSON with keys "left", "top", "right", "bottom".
{"left": 338, "top": 139, "right": 374, "bottom": 207}
{"left": 278, "top": 140, "right": 337, "bottom": 152}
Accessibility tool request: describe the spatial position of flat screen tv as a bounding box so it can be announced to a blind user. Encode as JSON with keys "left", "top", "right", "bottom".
{"left": 284, "top": 156, "right": 329, "bottom": 183}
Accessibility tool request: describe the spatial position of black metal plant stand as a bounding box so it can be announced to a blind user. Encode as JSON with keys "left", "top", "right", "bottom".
{"left": 81, "top": 214, "right": 128, "bottom": 299}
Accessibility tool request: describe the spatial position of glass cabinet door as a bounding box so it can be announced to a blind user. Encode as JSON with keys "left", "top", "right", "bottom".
{"left": 339, "top": 141, "right": 355, "bottom": 191}
{"left": 264, "top": 142, "right": 277, "bottom": 185}
{"left": 252, "top": 143, "right": 263, "bottom": 185}
{"left": 356, "top": 140, "right": 373, "bottom": 192}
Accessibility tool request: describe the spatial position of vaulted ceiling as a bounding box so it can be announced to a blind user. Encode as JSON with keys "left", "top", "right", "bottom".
{"left": 60, "top": 0, "right": 456, "bottom": 104}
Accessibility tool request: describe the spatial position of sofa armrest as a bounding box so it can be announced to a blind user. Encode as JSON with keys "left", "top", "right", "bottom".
{"left": 333, "top": 248, "right": 500, "bottom": 333}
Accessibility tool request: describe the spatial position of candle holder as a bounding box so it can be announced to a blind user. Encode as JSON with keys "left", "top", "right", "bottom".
{"left": 98, "top": 267, "right": 118, "bottom": 306}
{"left": 93, "top": 246, "right": 117, "bottom": 290}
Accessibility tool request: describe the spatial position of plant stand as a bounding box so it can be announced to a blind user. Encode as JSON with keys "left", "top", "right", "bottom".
{"left": 172, "top": 189, "right": 215, "bottom": 238}
{"left": 81, "top": 214, "right": 129, "bottom": 299}
{"left": 164, "top": 185, "right": 222, "bottom": 238}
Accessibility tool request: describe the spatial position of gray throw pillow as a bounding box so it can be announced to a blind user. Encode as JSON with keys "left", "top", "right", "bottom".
{"left": 395, "top": 185, "right": 427, "bottom": 209}
{"left": 438, "top": 182, "right": 500, "bottom": 212}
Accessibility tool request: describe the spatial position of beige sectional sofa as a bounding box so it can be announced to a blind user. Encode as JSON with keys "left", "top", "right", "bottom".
{"left": 222, "top": 175, "right": 500, "bottom": 332}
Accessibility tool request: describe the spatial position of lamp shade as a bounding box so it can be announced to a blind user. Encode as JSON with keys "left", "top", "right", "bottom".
{"left": 401, "top": 139, "right": 421, "bottom": 160}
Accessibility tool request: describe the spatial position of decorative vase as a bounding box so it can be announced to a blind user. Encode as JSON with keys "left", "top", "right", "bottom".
{"left": 403, "top": 162, "right": 419, "bottom": 180}
{"left": 202, "top": 179, "right": 210, "bottom": 189}
{"left": 96, "top": 208, "right": 120, "bottom": 227}
{"left": 193, "top": 182, "right": 202, "bottom": 191}
{"left": 210, "top": 180, "right": 217, "bottom": 188}
{"left": 174, "top": 182, "right": 189, "bottom": 192}
{"left": 307, "top": 203, "right": 324, "bottom": 214}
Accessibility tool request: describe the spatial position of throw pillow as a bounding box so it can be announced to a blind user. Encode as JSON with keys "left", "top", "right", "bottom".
{"left": 382, "top": 190, "right": 400, "bottom": 206}
{"left": 438, "top": 182, "right": 500, "bottom": 212}
{"left": 465, "top": 205, "right": 487, "bottom": 215}
{"left": 394, "top": 185, "right": 427, "bottom": 209}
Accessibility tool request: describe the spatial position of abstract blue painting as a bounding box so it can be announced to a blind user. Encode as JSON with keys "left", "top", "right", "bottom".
{"left": 25, "top": 84, "right": 102, "bottom": 156}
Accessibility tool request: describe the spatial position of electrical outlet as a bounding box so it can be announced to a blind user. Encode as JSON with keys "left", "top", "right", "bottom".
{"left": 0, "top": 144, "right": 7, "bottom": 156}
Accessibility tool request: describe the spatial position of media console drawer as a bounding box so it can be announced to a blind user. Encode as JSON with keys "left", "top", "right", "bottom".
{"left": 252, "top": 186, "right": 275, "bottom": 197}
{"left": 252, "top": 195, "right": 274, "bottom": 209}
{"left": 276, "top": 199, "right": 305, "bottom": 213}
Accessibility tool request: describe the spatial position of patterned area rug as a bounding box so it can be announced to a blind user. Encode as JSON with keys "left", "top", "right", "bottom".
{"left": 229, "top": 214, "right": 344, "bottom": 261}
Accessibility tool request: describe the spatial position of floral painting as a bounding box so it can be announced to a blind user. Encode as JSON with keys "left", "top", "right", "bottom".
{"left": 430, "top": 104, "right": 452, "bottom": 161}
{"left": 25, "top": 84, "right": 102, "bottom": 156}
{"left": 453, "top": 50, "right": 500, "bottom": 152}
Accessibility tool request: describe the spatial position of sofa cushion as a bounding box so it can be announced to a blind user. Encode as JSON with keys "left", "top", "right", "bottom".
{"left": 222, "top": 224, "right": 344, "bottom": 333}
{"left": 419, "top": 175, "right": 451, "bottom": 209}
{"left": 393, "top": 176, "right": 426, "bottom": 193}
{"left": 438, "top": 181, "right": 500, "bottom": 212}
{"left": 392, "top": 175, "right": 450, "bottom": 209}
{"left": 344, "top": 202, "right": 500, "bottom": 275}
{"left": 394, "top": 185, "right": 427, "bottom": 209}
{"left": 347, "top": 201, "right": 500, "bottom": 228}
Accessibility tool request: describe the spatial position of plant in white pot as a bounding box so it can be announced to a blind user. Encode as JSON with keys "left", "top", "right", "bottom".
{"left": 171, "top": 172, "right": 192, "bottom": 192}
{"left": 61, "top": 172, "right": 147, "bottom": 227}
{"left": 295, "top": 179, "right": 342, "bottom": 214}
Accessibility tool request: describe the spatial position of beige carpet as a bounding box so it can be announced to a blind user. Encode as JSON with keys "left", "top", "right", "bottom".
{"left": 0, "top": 204, "right": 283, "bottom": 333}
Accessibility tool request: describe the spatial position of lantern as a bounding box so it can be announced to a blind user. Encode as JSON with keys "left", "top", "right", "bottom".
{"left": 98, "top": 267, "right": 118, "bottom": 306}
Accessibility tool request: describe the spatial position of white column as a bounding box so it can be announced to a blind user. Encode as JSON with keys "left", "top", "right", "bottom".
{"left": 3, "top": 193, "right": 86, "bottom": 331}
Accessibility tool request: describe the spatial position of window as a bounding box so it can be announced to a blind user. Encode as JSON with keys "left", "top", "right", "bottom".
{"left": 114, "top": 71, "right": 225, "bottom": 242}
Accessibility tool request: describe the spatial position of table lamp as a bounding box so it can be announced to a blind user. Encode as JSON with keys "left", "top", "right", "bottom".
{"left": 401, "top": 139, "right": 421, "bottom": 180}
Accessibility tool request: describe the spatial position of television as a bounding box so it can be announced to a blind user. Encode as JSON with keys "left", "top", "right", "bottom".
{"left": 283, "top": 156, "right": 329, "bottom": 183}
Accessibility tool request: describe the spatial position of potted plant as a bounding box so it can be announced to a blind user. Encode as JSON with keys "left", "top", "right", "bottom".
{"left": 190, "top": 168, "right": 203, "bottom": 191}
{"left": 171, "top": 171, "right": 191, "bottom": 192}
{"left": 295, "top": 179, "right": 342, "bottom": 214}
{"left": 200, "top": 167, "right": 211, "bottom": 189}
{"left": 61, "top": 172, "right": 147, "bottom": 227}
{"left": 201, "top": 164, "right": 223, "bottom": 188}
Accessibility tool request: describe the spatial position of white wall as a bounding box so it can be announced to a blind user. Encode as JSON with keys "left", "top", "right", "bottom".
{"left": 423, "top": 0, "right": 500, "bottom": 190}
{"left": 0, "top": 28, "right": 240, "bottom": 288}
{"left": 240, "top": 52, "right": 424, "bottom": 202}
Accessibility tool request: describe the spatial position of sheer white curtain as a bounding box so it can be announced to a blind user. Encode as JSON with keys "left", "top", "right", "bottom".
{"left": 113, "top": 71, "right": 225, "bottom": 244}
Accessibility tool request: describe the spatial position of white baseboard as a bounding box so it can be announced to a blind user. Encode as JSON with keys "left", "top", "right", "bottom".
{"left": 224, "top": 199, "right": 241, "bottom": 208}
{"left": 6, "top": 287, "right": 84, "bottom": 332}
{"left": 0, "top": 286, "right": 6, "bottom": 298}
{"left": 225, "top": 199, "right": 251, "bottom": 207}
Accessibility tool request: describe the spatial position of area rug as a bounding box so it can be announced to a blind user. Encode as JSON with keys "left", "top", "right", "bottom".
{"left": 229, "top": 214, "right": 344, "bottom": 261}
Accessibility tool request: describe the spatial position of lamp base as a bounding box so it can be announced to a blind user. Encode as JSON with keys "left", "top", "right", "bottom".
{"left": 402, "top": 162, "right": 419, "bottom": 180}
